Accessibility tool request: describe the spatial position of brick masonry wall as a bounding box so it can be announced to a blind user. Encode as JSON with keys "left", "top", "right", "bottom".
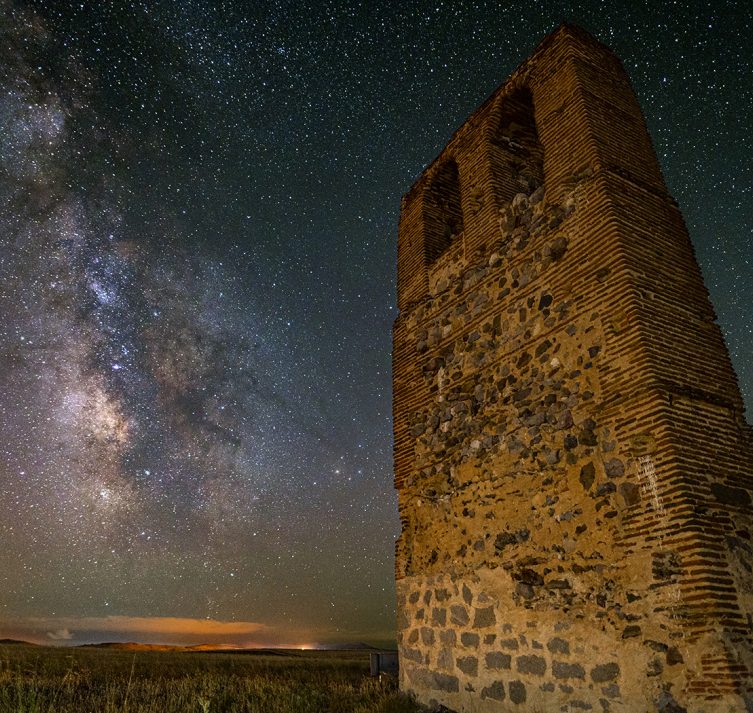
{"left": 392, "top": 24, "right": 753, "bottom": 713}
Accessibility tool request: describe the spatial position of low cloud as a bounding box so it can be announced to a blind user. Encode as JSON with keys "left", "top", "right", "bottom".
{"left": 63, "top": 616, "right": 266, "bottom": 637}
{"left": 47, "top": 628, "right": 73, "bottom": 640}
{"left": 2, "top": 616, "right": 268, "bottom": 646}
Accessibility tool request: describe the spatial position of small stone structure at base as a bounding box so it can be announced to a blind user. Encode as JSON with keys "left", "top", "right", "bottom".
{"left": 391, "top": 24, "right": 753, "bottom": 713}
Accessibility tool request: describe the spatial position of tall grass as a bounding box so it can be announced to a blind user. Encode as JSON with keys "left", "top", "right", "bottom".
{"left": 0, "top": 645, "right": 419, "bottom": 713}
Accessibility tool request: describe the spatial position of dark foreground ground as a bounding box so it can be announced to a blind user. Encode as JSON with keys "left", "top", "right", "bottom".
{"left": 0, "top": 643, "right": 421, "bottom": 712}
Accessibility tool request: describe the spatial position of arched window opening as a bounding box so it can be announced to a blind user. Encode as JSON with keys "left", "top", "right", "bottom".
{"left": 423, "top": 159, "right": 464, "bottom": 264}
{"left": 488, "top": 88, "right": 544, "bottom": 203}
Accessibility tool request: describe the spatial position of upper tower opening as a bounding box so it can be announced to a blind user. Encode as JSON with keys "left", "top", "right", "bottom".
{"left": 422, "top": 158, "right": 464, "bottom": 264}
{"left": 487, "top": 86, "right": 544, "bottom": 203}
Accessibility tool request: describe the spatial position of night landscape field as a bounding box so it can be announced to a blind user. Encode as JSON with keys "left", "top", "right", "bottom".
{"left": 0, "top": 643, "right": 418, "bottom": 713}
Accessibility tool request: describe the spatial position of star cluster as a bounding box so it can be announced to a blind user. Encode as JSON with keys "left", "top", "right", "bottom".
{"left": 0, "top": 0, "right": 750, "bottom": 646}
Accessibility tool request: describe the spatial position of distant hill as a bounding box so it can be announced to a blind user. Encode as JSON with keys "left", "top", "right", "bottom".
{"left": 0, "top": 639, "right": 37, "bottom": 646}
{"left": 79, "top": 642, "right": 178, "bottom": 652}
{"left": 184, "top": 643, "right": 242, "bottom": 651}
{"left": 78, "top": 642, "right": 295, "bottom": 655}
{"left": 186, "top": 647, "right": 297, "bottom": 656}
{"left": 75, "top": 641, "right": 385, "bottom": 653}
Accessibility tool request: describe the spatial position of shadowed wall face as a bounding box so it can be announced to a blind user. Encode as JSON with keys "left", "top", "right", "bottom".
{"left": 392, "top": 25, "right": 753, "bottom": 713}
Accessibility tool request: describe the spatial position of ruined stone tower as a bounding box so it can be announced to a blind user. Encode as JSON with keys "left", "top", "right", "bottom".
{"left": 392, "top": 25, "right": 753, "bottom": 713}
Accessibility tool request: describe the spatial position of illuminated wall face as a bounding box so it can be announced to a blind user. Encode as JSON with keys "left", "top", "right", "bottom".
{"left": 393, "top": 25, "right": 753, "bottom": 713}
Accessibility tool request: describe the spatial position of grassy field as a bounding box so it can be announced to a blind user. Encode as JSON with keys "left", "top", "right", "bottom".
{"left": 0, "top": 644, "right": 421, "bottom": 713}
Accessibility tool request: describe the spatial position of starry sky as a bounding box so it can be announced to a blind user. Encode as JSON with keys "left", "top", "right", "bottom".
{"left": 1, "top": 0, "right": 751, "bottom": 648}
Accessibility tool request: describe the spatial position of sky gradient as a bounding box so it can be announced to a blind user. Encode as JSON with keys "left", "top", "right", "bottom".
{"left": 1, "top": 0, "right": 751, "bottom": 647}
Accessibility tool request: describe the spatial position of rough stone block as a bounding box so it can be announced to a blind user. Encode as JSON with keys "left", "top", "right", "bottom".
{"left": 420, "top": 627, "right": 435, "bottom": 646}
{"left": 485, "top": 651, "right": 512, "bottom": 670}
{"left": 481, "top": 680, "right": 506, "bottom": 701}
{"left": 552, "top": 661, "right": 586, "bottom": 680}
{"left": 403, "top": 647, "right": 423, "bottom": 663}
{"left": 473, "top": 606, "right": 496, "bottom": 628}
{"left": 408, "top": 667, "right": 460, "bottom": 693}
{"left": 456, "top": 656, "right": 478, "bottom": 676}
{"left": 437, "top": 647, "right": 454, "bottom": 671}
{"left": 431, "top": 607, "right": 446, "bottom": 626}
{"left": 439, "top": 629, "right": 456, "bottom": 646}
{"left": 517, "top": 654, "right": 547, "bottom": 676}
{"left": 450, "top": 604, "right": 469, "bottom": 626}
{"left": 509, "top": 680, "right": 527, "bottom": 704}
{"left": 590, "top": 663, "right": 620, "bottom": 682}
{"left": 547, "top": 637, "right": 570, "bottom": 655}
{"left": 461, "top": 632, "right": 480, "bottom": 648}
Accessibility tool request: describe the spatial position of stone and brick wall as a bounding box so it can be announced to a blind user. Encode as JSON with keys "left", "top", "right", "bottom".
{"left": 392, "top": 24, "right": 753, "bottom": 713}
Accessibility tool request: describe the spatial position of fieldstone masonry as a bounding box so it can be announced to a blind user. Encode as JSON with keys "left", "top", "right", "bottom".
{"left": 392, "top": 25, "right": 753, "bottom": 713}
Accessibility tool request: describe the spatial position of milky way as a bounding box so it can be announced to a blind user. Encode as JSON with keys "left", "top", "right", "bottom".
{"left": 0, "top": 1, "right": 750, "bottom": 646}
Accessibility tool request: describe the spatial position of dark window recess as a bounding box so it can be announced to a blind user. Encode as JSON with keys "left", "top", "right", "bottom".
{"left": 488, "top": 87, "right": 544, "bottom": 203}
{"left": 423, "top": 159, "right": 464, "bottom": 263}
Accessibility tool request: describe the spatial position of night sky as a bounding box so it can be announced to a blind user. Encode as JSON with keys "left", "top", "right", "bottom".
{"left": 1, "top": 0, "right": 751, "bottom": 648}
